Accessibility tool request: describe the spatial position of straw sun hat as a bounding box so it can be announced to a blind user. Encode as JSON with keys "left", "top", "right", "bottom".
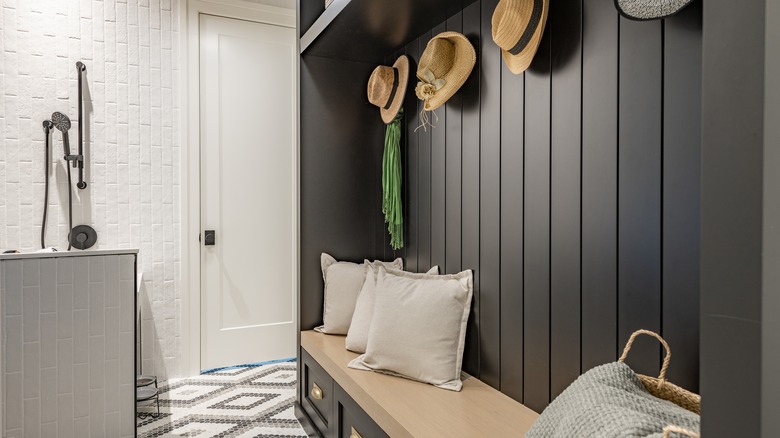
{"left": 368, "top": 55, "right": 409, "bottom": 124}
{"left": 492, "top": 0, "right": 549, "bottom": 74}
{"left": 415, "top": 32, "right": 476, "bottom": 113}
{"left": 615, "top": 0, "right": 695, "bottom": 20}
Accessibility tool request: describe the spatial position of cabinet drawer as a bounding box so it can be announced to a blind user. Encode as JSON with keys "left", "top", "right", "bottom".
{"left": 301, "top": 349, "right": 334, "bottom": 434}
{"left": 334, "top": 383, "right": 388, "bottom": 438}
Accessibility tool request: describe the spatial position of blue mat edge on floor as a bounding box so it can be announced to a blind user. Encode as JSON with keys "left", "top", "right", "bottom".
{"left": 200, "top": 357, "right": 297, "bottom": 374}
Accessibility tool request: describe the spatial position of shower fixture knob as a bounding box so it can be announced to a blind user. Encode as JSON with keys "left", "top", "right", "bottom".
{"left": 77, "top": 181, "right": 87, "bottom": 189}
{"left": 69, "top": 225, "right": 97, "bottom": 250}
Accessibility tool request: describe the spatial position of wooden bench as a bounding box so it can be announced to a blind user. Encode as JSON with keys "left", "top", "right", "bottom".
{"left": 298, "top": 330, "right": 539, "bottom": 437}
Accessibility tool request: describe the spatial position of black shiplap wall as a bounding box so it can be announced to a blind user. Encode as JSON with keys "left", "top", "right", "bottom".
{"left": 384, "top": 0, "right": 702, "bottom": 412}
{"left": 300, "top": 55, "right": 385, "bottom": 332}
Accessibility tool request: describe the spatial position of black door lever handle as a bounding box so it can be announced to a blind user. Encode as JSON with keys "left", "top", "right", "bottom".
{"left": 204, "top": 230, "right": 216, "bottom": 246}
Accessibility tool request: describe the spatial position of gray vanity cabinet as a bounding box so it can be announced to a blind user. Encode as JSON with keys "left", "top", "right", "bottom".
{"left": 0, "top": 249, "right": 138, "bottom": 438}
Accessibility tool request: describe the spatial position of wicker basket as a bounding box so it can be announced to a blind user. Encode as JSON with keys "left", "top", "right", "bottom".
{"left": 618, "top": 329, "right": 701, "bottom": 415}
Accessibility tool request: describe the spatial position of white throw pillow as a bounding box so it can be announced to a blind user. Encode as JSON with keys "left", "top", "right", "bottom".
{"left": 314, "top": 253, "right": 402, "bottom": 335}
{"left": 346, "top": 264, "right": 439, "bottom": 353}
{"left": 369, "top": 258, "right": 405, "bottom": 272}
{"left": 348, "top": 267, "right": 473, "bottom": 391}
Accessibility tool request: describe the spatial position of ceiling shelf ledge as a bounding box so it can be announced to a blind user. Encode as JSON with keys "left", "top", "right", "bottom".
{"left": 299, "top": 0, "right": 477, "bottom": 64}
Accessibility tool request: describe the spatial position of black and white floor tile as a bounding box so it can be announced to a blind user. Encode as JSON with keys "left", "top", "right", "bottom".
{"left": 137, "top": 362, "right": 307, "bottom": 437}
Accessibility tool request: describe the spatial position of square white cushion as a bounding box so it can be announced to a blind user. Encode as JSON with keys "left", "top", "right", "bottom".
{"left": 348, "top": 267, "right": 473, "bottom": 391}
{"left": 346, "top": 264, "right": 439, "bottom": 353}
{"left": 314, "top": 253, "right": 402, "bottom": 335}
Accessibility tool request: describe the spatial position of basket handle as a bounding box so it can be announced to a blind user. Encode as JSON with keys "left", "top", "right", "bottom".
{"left": 618, "top": 329, "right": 671, "bottom": 383}
{"left": 662, "top": 425, "right": 700, "bottom": 438}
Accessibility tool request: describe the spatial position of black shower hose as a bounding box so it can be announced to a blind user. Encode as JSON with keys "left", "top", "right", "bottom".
{"left": 41, "top": 129, "right": 74, "bottom": 250}
{"left": 41, "top": 131, "right": 49, "bottom": 249}
{"left": 66, "top": 162, "right": 73, "bottom": 251}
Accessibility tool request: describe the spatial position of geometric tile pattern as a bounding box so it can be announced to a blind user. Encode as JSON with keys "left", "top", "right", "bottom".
{"left": 137, "top": 362, "right": 306, "bottom": 437}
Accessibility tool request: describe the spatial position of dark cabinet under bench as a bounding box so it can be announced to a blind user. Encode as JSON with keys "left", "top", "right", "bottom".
{"left": 295, "top": 330, "right": 539, "bottom": 437}
{"left": 299, "top": 348, "right": 387, "bottom": 438}
{"left": 301, "top": 349, "right": 334, "bottom": 435}
{"left": 333, "top": 384, "right": 388, "bottom": 438}
{"left": 299, "top": 349, "right": 388, "bottom": 438}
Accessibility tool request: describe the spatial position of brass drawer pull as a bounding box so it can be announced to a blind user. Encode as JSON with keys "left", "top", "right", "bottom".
{"left": 350, "top": 427, "right": 362, "bottom": 438}
{"left": 311, "top": 382, "right": 323, "bottom": 400}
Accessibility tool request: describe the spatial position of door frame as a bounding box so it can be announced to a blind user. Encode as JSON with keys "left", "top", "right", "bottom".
{"left": 180, "top": 0, "right": 297, "bottom": 376}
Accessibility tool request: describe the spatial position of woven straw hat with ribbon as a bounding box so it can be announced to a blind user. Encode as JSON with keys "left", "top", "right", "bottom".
{"left": 615, "top": 0, "right": 695, "bottom": 20}
{"left": 367, "top": 55, "right": 409, "bottom": 124}
{"left": 492, "top": 0, "right": 549, "bottom": 74}
{"left": 415, "top": 32, "right": 476, "bottom": 129}
{"left": 368, "top": 56, "right": 408, "bottom": 249}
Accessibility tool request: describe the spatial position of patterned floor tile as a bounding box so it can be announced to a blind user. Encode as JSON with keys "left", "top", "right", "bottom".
{"left": 137, "top": 362, "right": 306, "bottom": 438}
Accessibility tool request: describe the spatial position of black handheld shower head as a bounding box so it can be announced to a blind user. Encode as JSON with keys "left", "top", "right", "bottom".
{"left": 51, "top": 112, "right": 70, "bottom": 130}
{"left": 51, "top": 112, "right": 71, "bottom": 157}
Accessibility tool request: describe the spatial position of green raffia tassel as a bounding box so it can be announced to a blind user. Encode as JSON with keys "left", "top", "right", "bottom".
{"left": 383, "top": 109, "right": 404, "bottom": 250}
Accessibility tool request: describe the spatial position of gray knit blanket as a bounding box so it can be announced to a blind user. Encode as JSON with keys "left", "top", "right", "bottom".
{"left": 526, "top": 362, "right": 700, "bottom": 437}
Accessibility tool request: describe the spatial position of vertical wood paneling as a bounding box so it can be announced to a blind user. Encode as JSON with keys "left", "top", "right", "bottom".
{"left": 299, "top": 0, "right": 702, "bottom": 416}
{"left": 499, "top": 42, "right": 525, "bottom": 403}
{"left": 461, "top": 1, "right": 482, "bottom": 377}
{"left": 418, "top": 31, "right": 434, "bottom": 273}
{"left": 445, "top": 12, "right": 464, "bottom": 276}
{"left": 581, "top": 0, "right": 619, "bottom": 372}
{"left": 479, "top": 0, "right": 502, "bottom": 390}
{"left": 431, "top": 23, "right": 448, "bottom": 271}
{"left": 662, "top": 1, "right": 702, "bottom": 392}
{"left": 345, "top": 0, "right": 701, "bottom": 412}
{"left": 549, "top": 0, "right": 583, "bottom": 399}
{"left": 523, "top": 23, "right": 552, "bottom": 413}
{"left": 405, "top": 39, "right": 420, "bottom": 273}
{"left": 618, "top": 18, "right": 663, "bottom": 378}
{"left": 299, "top": 56, "right": 384, "bottom": 330}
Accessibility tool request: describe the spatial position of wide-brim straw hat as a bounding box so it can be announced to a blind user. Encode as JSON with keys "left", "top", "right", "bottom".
{"left": 415, "top": 32, "right": 476, "bottom": 112}
{"left": 615, "top": 0, "right": 694, "bottom": 20}
{"left": 367, "top": 55, "right": 409, "bottom": 124}
{"left": 492, "top": 0, "right": 549, "bottom": 75}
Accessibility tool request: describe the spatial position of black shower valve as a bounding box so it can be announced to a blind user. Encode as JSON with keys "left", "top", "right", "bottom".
{"left": 69, "top": 225, "right": 97, "bottom": 250}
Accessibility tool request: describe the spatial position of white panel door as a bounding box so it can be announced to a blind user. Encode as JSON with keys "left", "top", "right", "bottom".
{"left": 199, "top": 14, "right": 296, "bottom": 370}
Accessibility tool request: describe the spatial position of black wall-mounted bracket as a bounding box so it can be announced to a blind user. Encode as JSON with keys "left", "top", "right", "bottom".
{"left": 76, "top": 61, "right": 87, "bottom": 190}
{"left": 65, "top": 153, "right": 83, "bottom": 166}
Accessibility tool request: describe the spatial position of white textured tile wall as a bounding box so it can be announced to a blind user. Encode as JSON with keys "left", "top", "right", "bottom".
{"left": 0, "top": 0, "right": 181, "bottom": 379}
{"left": 1, "top": 254, "right": 135, "bottom": 438}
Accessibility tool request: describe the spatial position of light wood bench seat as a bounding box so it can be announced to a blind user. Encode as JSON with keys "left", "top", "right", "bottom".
{"left": 300, "top": 330, "right": 539, "bottom": 437}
